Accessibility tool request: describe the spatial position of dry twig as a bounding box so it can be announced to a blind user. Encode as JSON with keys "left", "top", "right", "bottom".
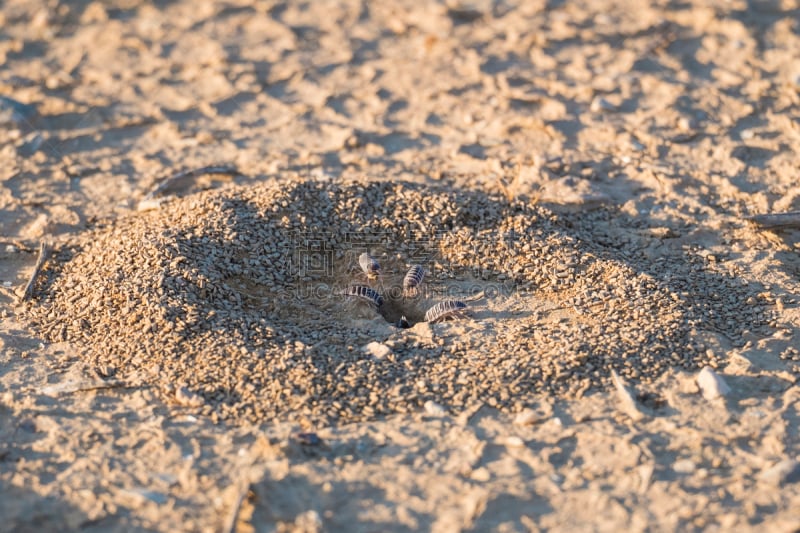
{"left": 39, "top": 379, "right": 139, "bottom": 396}
{"left": 138, "top": 165, "right": 241, "bottom": 211}
{"left": 746, "top": 211, "right": 800, "bottom": 230}
{"left": 222, "top": 481, "right": 251, "bottom": 533}
{"left": 18, "top": 240, "right": 51, "bottom": 303}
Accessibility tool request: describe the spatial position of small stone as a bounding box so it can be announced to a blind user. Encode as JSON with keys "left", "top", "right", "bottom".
{"left": 175, "top": 386, "right": 205, "bottom": 407}
{"left": 503, "top": 436, "right": 525, "bottom": 448}
{"left": 423, "top": 400, "right": 446, "bottom": 416}
{"left": 758, "top": 459, "right": 800, "bottom": 487}
{"left": 363, "top": 341, "right": 391, "bottom": 360}
{"left": 0, "top": 95, "right": 37, "bottom": 125}
{"left": 611, "top": 370, "right": 646, "bottom": 421}
{"left": 294, "top": 510, "right": 323, "bottom": 533}
{"left": 513, "top": 408, "right": 539, "bottom": 426}
{"left": 17, "top": 132, "right": 43, "bottom": 156}
{"left": 673, "top": 459, "right": 696, "bottom": 474}
{"left": 118, "top": 488, "right": 168, "bottom": 507}
{"left": 590, "top": 96, "right": 616, "bottom": 112}
{"left": 696, "top": 366, "right": 731, "bottom": 401}
{"left": 470, "top": 467, "right": 491, "bottom": 482}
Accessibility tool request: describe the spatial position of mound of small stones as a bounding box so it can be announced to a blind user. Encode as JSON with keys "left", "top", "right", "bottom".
{"left": 21, "top": 179, "right": 771, "bottom": 424}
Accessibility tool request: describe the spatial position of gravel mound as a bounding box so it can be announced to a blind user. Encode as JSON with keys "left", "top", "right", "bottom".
{"left": 21, "top": 179, "right": 770, "bottom": 424}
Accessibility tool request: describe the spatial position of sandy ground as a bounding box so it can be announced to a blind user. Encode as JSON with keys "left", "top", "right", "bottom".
{"left": 2, "top": 0, "right": 800, "bottom": 531}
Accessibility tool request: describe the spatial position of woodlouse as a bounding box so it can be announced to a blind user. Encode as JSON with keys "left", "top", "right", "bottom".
{"left": 341, "top": 285, "right": 384, "bottom": 308}
{"left": 424, "top": 299, "right": 468, "bottom": 323}
{"left": 402, "top": 264, "right": 424, "bottom": 297}
{"left": 358, "top": 252, "right": 381, "bottom": 280}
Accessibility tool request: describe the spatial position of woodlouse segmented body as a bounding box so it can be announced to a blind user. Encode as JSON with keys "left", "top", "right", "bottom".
{"left": 341, "top": 285, "right": 384, "bottom": 308}
{"left": 402, "top": 265, "right": 424, "bottom": 297}
{"left": 358, "top": 252, "right": 381, "bottom": 279}
{"left": 424, "top": 299, "right": 468, "bottom": 323}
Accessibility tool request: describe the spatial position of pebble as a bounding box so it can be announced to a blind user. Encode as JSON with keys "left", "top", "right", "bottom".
{"left": 677, "top": 117, "right": 693, "bottom": 131}
{"left": 424, "top": 400, "right": 447, "bottom": 416}
{"left": 470, "top": 467, "right": 491, "bottom": 482}
{"left": 696, "top": 366, "right": 731, "bottom": 401}
{"left": 758, "top": 459, "right": 800, "bottom": 487}
{"left": 503, "top": 436, "right": 525, "bottom": 448}
{"left": 17, "top": 132, "right": 44, "bottom": 157}
{"left": 362, "top": 341, "right": 391, "bottom": 360}
{"left": 118, "top": 488, "right": 168, "bottom": 507}
{"left": 513, "top": 408, "right": 540, "bottom": 426}
{"left": 673, "top": 459, "right": 696, "bottom": 474}
{"left": 611, "top": 371, "right": 646, "bottom": 421}
{"left": 175, "top": 386, "right": 205, "bottom": 407}
{"left": 293, "top": 510, "right": 323, "bottom": 533}
{"left": 590, "top": 96, "right": 616, "bottom": 112}
{"left": 0, "top": 95, "right": 37, "bottom": 125}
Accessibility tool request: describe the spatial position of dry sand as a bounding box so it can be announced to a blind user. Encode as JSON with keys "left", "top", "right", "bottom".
{"left": 1, "top": 0, "right": 800, "bottom": 531}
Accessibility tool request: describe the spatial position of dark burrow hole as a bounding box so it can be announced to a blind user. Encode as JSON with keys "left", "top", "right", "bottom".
{"left": 377, "top": 292, "right": 427, "bottom": 328}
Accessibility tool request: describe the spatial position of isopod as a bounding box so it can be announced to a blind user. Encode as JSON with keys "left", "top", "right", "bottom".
{"left": 424, "top": 299, "right": 468, "bottom": 323}
{"left": 358, "top": 252, "right": 381, "bottom": 280}
{"left": 402, "top": 264, "right": 424, "bottom": 297}
{"left": 341, "top": 285, "right": 384, "bottom": 308}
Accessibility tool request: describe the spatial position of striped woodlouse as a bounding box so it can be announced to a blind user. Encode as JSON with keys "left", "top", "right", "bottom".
{"left": 402, "top": 264, "right": 424, "bottom": 297}
{"left": 341, "top": 285, "right": 384, "bottom": 308}
{"left": 424, "top": 299, "right": 468, "bottom": 323}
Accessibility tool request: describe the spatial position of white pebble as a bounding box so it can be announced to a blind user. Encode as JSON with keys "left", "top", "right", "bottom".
{"left": 696, "top": 366, "right": 731, "bottom": 401}
{"left": 294, "top": 510, "right": 323, "bottom": 532}
{"left": 611, "top": 370, "right": 646, "bottom": 421}
{"left": 513, "top": 408, "right": 539, "bottom": 426}
{"left": 504, "top": 436, "right": 525, "bottom": 448}
{"left": 470, "top": 467, "right": 491, "bottom": 482}
{"left": 423, "top": 400, "right": 446, "bottom": 416}
{"left": 673, "top": 459, "right": 696, "bottom": 474}
{"left": 590, "top": 96, "right": 616, "bottom": 112}
{"left": 362, "top": 341, "right": 391, "bottom": 360}
{"left": 758, "top": 459, "right": 800, "bottom": 487}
